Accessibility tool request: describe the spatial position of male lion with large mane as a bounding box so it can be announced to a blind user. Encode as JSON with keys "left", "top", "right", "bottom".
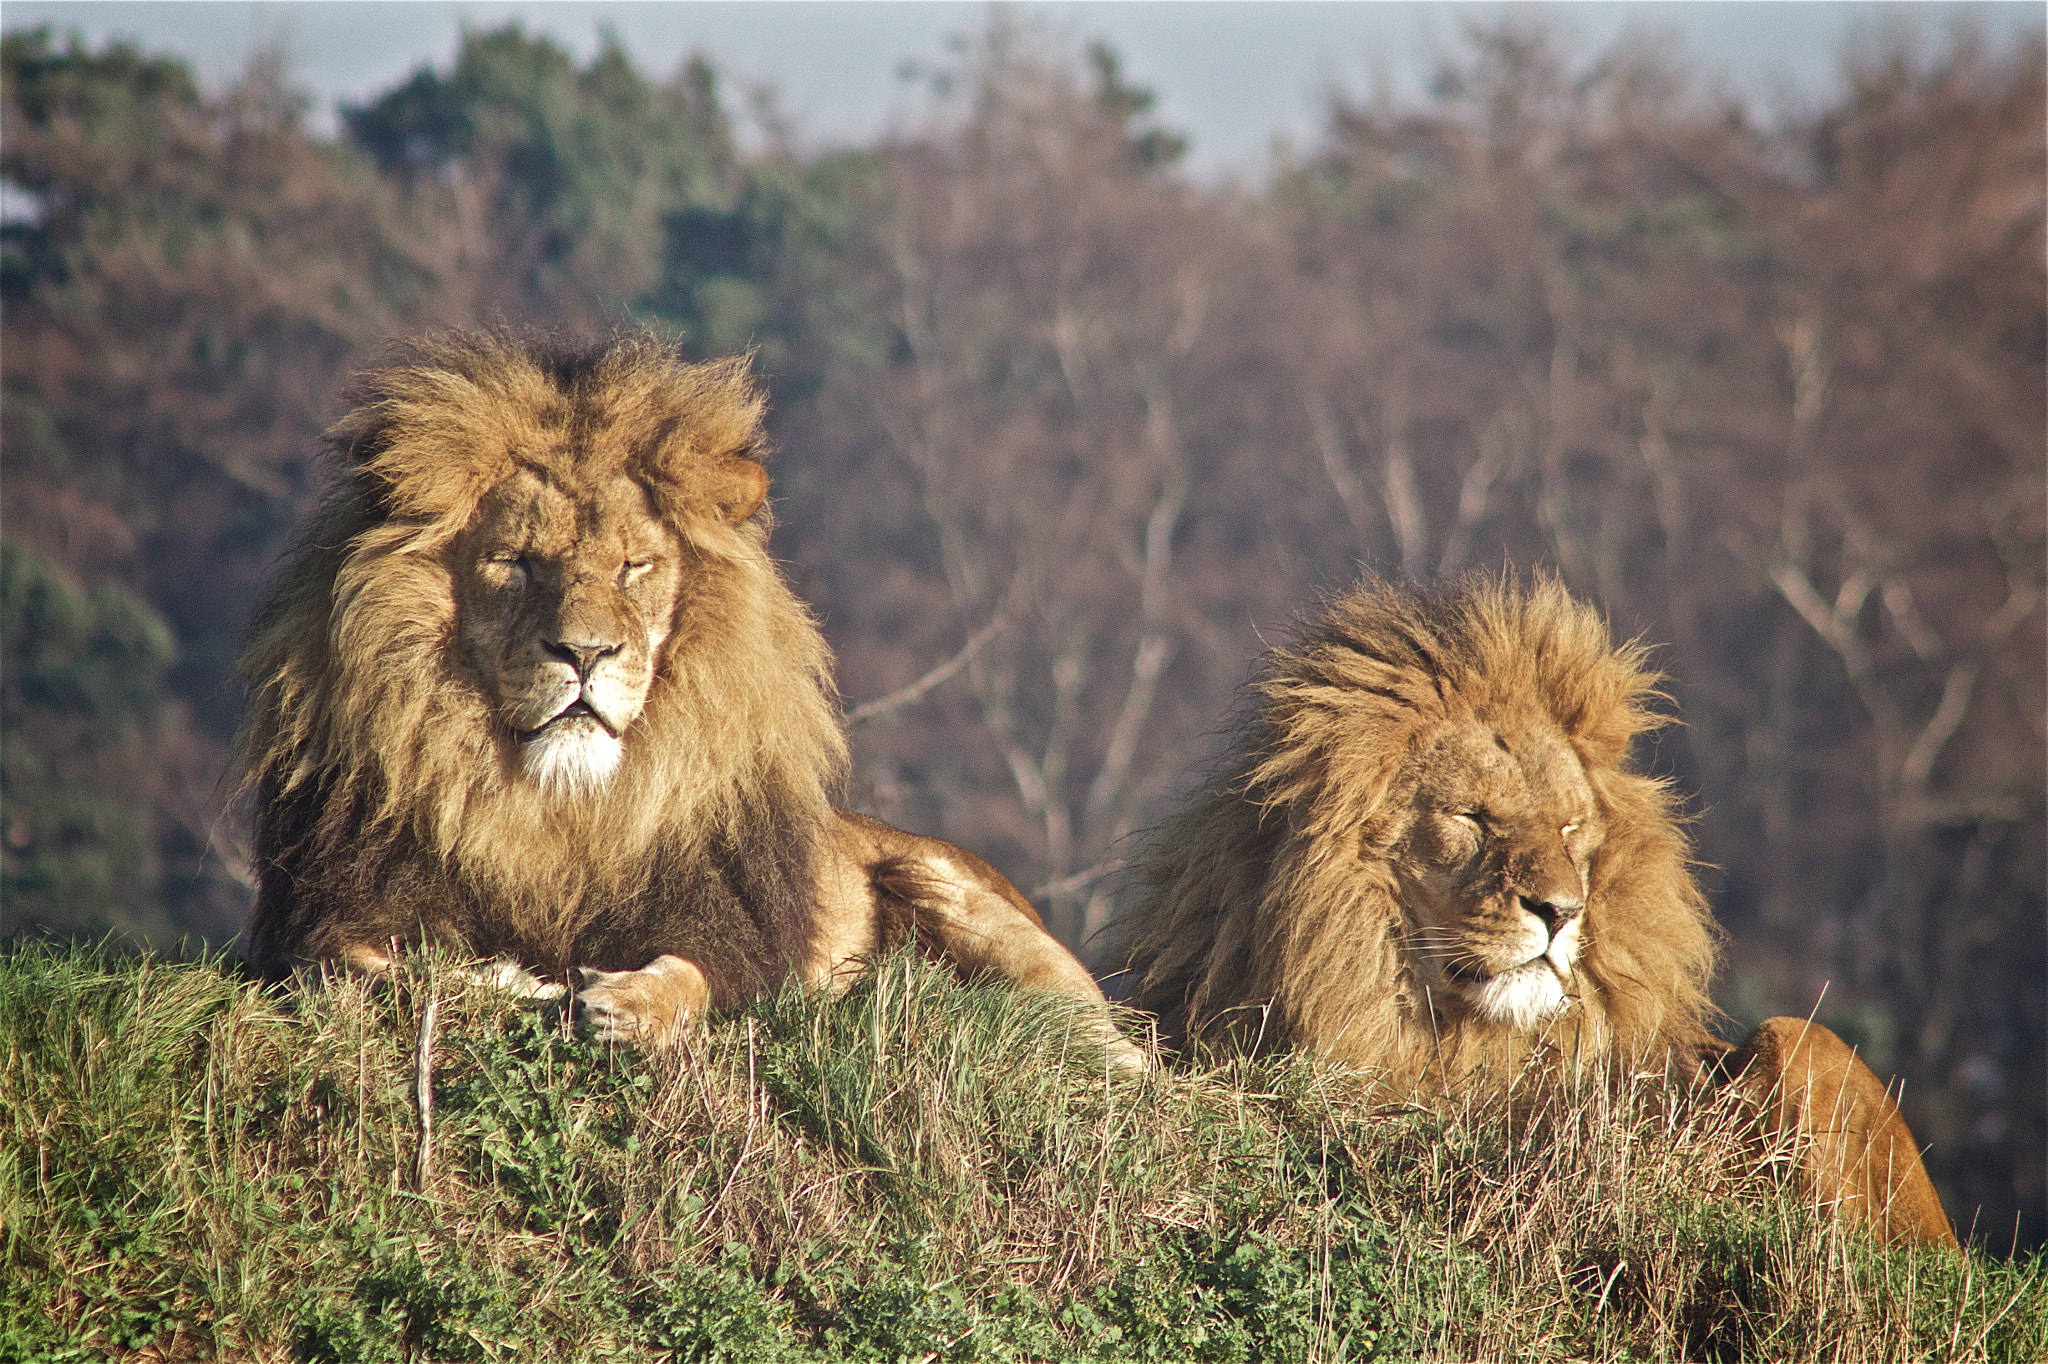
{"left": 1109, "top": 576, "right": 1955, "bottom": 1245}
{"left": 240, "top": 330, "right": 1141, "bottom": 1071}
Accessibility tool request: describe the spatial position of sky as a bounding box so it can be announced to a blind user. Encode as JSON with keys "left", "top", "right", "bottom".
{"left": 6, "top": 2, "right": 2042, "bottom": 176}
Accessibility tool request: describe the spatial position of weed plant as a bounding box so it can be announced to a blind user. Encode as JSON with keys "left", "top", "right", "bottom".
{"left": 1, "top": 940, "right": 2041, "bottom": 1361}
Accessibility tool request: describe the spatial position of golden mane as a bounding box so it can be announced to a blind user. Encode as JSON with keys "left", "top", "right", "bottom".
{"left": 238, "top": 331, "right": 845, "bottom": 978}
{"left": 1112, "top": 574, "right": 1719, "bottom": 1087}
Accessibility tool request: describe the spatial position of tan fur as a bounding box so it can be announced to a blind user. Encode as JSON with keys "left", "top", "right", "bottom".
{"left": 818, "top": 812, "right": 1124, "bottom": 1009}
{"left": 576, "top": 956, "right": 710, "bottom": 1049}
{"left": 239, "top": 330, "right": 1141, "bottom": 1071}
{"left": 1112, "top": 575, "right": 1954, "bottom": 1244}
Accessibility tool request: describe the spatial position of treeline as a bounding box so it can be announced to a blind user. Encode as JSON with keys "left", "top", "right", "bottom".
{"left": 2, "top": 16, "right": 2040, "bottom": 1245}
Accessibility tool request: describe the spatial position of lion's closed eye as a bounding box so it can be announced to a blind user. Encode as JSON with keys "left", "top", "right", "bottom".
{"left": 480, "top": 553, "right": 529, "bottom": 589}
{"left": 1445, "top": 810, "right": 1492, "bottom": 859}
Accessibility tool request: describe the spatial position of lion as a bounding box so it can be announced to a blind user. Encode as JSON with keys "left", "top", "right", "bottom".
{"left": 238, "top": 330, "right": 1143, "bottom": 1072}
{"left": 1108, "top": 575, "right": 1955, "bottom": 1246}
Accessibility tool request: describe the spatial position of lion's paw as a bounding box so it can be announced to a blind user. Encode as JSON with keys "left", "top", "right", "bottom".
{"left": 1100, "top": 1031, "right": 1153, "bottom": 1076}
{"left": 574, "top": 954, "right": 709, "bottom": 1048}
{"left": 466, "top": 958, "right": 566, "bottom": 999}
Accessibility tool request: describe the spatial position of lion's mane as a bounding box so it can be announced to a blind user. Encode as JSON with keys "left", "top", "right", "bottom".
{"left": 1112, "top": 575, "right": 1719, "bottom": 1086}
{"left": 239, "top": 331, "right": 846, "bottom": 999}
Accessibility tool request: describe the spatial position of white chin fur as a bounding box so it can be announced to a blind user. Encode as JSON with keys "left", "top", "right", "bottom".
{"left": 521, "top": 724, "right": 622, "bottom": 796}
{"left": 1463, "top": 965, "right": 1568, "bottom": 1031}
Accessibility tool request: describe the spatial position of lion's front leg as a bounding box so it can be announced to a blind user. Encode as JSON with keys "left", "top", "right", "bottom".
{"left": 466, "top": 958, "right": 566, "bottom": 1000}
{"left": 1719, "top": 1017, "right": 1958, "bottom": 1249}
{"left": 322, "top": 942, "right": 566, "bottom": 1000}
{"left": 574, "top": 954, "right": 710, "bottom": 1048}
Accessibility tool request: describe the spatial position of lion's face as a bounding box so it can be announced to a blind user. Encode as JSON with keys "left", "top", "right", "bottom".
{"left": 1391, "top": 718, "right": 1605, "bottom": 1032}
{"left": 452, "top": 469, "right": 683, "bottom": 796}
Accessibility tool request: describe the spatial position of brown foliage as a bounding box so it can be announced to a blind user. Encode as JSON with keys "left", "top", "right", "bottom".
{"left": 1, "top": 37, "right": 458, "bottom": 935}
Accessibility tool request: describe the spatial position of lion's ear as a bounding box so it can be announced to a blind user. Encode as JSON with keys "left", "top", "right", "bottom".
{"left": 713, "top": 457, "right": 769, "bottom": 524}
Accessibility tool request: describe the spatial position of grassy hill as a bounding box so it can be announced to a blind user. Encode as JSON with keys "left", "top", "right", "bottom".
{"left": 2, "top": 942, "right": 2041, "bottom": 1362}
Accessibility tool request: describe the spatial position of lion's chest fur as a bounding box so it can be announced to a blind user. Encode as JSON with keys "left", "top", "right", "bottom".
{"left": 248, "top": 763, "right": 831, "bottom": 1004}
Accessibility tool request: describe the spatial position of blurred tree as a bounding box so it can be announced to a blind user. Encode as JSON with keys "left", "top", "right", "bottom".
{"left": 789, "top": 28, "right": 1296, "bottom": 947}
{"left": 1, "top": 542, "right": 177, "bottom": 937}
{"left": 1728, "top": 32, "right": 2046, "bottom": 1239}
{"left": 1084, "top": 40, "right": 1188, "bottom": 171}
{"left": 345, "top": 25, "right": 751, "bottom": 345}
{"left": 341, "top": 24, "right": 892, "bottom": 393}
{"left": 2, "top": 28, "right": 446, "bottom": 939}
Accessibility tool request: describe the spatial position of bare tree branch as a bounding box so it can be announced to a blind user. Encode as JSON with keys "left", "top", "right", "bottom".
{"left": 1881, "top": 579, "right": 1947, "bottom": 664}
{"left": 844, "top": 611, "right": 1010, "bottom": 728}
{"left": 1382, "top": 428, "right": 1428, "bottom": 580}
{"left": 1307, "top": 394, "right": 1376, "bottom": 548}
{"left": 1899, "top": 661, "right": 1979, "bottom": 793}
{"left": 1768, "top": 558, "right": 1878, "bottom": 690}
{"left": 1085, "top": 399, "right": 1187, "bottom": 835}
{"left": 1439, "top": 410, "right": 1515, "bottom": 575}
{"left": 1031, "top": 861, "right": 1109, "bottom": 901}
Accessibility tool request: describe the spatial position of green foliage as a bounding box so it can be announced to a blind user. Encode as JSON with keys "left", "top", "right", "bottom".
{"left": 0, "top": 28, "right": 203, "bottom": 300}
{"left": 2, "top": 20, "right": 438, "bottom": 738}
{"left": 338, "top": 22, "right": 891, "bottom": 377}
{"left": 649, "top": 145, "right": 892, "bottom": 373}
{"left": 343, "top": 25, "right": 742, "bottom": 333}
{"left": 297, "top": 1235, "right": 526, "bottom": 1363}
{"left": 0, "top": 540, "right": 172, "bottom": 736}
{"left": 640, "top": 1245, "right": 809, "bottom": 1363}
{"left": 440, "top": 1004, "right": 649, "bottom": 1235}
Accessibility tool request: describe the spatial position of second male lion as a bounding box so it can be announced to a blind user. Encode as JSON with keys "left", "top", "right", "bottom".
{"left": 1109, "top": 575, "right": 1955, "bottom": 1246}
{"left": 239, "top": 330, "right": 1142, "bottom": 1071}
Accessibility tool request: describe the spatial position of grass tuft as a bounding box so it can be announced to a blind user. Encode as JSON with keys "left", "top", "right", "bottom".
{"left": 2, "top": 941, "right": 2042, "bottom": 1361}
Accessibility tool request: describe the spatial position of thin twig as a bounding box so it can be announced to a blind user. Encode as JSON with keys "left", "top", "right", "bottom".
{"left": 1899, "top": 661, "right": 1978, "bottom": 793}
{"left": 1031, "top": 861, "right": 1108, "bottom": 902}
{"left": 844, "top": 612, "right": 1010, "bottom": 728}
{"left": 412, "top": 994, "right": 440, "bottom": 1193}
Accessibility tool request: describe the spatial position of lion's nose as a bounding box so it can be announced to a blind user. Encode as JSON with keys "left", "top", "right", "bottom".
{"left": 1520, "top": 893, "right": 1583, "bottom": 933}
{"left": 542, "top": 638, "right": 621, "bottom": 678}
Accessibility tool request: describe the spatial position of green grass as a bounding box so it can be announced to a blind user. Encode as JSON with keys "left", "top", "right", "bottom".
{"left": 1, "top": 941, "right": 2042, "bottom": 1362}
